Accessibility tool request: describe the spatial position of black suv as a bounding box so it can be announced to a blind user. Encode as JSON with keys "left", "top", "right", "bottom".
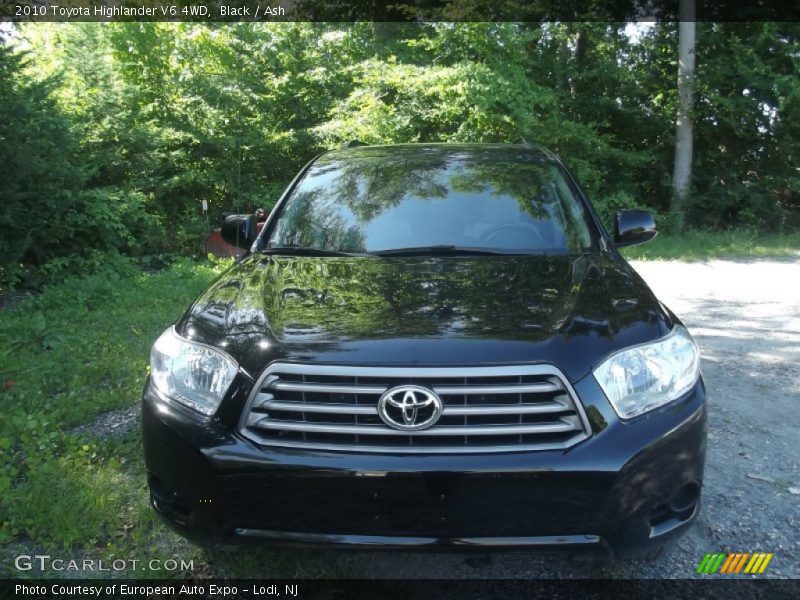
{"left": 143, "top": 143, "right": 705, "bottom": 557}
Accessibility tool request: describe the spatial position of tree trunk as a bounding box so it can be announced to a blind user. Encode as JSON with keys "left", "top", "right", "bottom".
{"left": 671, "top": 0, "right": 696, "bottom": 230}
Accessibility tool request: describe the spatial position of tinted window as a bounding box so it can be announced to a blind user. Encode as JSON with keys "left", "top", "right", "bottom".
{"left": 268, "top": 146, "right": 596, "bottom": 254}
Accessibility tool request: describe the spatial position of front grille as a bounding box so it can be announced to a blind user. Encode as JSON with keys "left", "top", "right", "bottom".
{"left": 238, "top": 364, "right": 591, "bottom": 454}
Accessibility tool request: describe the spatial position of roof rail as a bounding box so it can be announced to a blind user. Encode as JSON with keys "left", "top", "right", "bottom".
{"left": 340, "top": 140, "right": 368, "bottom": 149}
{"left": 514, "top": 137, "right": 539, "bottom": 148}
{"left": 514, "top": 138, "right": 556, "bottom": 159}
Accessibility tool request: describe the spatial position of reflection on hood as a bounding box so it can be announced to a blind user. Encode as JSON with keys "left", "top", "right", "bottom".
{"left": 181, "top": 254, "right": 666, "bottom": 381}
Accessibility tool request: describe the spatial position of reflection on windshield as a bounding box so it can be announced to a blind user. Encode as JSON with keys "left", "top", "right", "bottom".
{"left": 268, "top": 146, "right": 595, "bottom": 254}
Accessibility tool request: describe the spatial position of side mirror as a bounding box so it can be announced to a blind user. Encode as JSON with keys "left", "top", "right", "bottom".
{"left": 614, "top": 210, "right": 657, "bottom": 247}
{"left": 221, "top": 214, "right": 257, "bottom": 250}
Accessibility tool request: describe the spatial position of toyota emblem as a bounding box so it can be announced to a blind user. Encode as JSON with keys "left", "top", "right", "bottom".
{"left": 377, "top": 385, "right": 443, "bottom": 431}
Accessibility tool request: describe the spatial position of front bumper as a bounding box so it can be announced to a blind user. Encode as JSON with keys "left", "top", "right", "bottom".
{"left": 142, "top": 374, "right": 706, "bottom": 555}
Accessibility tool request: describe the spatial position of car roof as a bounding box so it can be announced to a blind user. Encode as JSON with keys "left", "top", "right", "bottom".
{"left": 318, "top": 142, "right": 559, "bottom": 164}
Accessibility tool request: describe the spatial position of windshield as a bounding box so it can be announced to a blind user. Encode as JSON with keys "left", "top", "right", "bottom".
{"left": 266, "top": 146, "right": 596, "bottom": 254}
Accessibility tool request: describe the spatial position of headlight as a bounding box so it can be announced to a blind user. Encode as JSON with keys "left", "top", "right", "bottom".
{"left": 149, "top": 326, "right": 238, "bottom": 416}
{"left": 593, "top": 325, "right": 700, "bottom": 420}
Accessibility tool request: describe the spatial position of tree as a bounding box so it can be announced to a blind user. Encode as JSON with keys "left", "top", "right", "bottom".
{"left": 3, "top": 20, "right": 798, "bottom": 290}
{"left": 671, "top": 0, "right": 697, "bottom": 229}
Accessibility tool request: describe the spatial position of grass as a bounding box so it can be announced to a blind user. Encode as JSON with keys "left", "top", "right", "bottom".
{"left": 620, "top": 230, "right": 800, "bottom": 261}
{"left": 0, "top": 258, "right": 224, "bottom": 578}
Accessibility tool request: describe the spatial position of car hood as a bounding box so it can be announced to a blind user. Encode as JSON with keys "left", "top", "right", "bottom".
{"left": 179, "top": 253, "right": 671, "bottom": 382}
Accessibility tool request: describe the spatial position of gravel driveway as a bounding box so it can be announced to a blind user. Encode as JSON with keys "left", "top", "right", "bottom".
{"left": 251, "top": 259, "right": 799, "bottom": 579}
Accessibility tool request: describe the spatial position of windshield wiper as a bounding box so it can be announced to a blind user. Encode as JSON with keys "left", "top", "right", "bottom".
{"left": 369, "top": 245, "right": 533, "bottom": 257}
{"left": 261, "top": 246, "right": 363, "bottom": 257}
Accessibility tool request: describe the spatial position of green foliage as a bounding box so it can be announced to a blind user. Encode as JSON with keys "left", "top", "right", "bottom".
{"left": 0, "top": 38, "right": 160, "bottom": 290}
{"left": 6, "top": 443, "right": 128, "bottom": 548}
{"left": 1, "top": 22, "right": 798, "bottom": 289}
{"left": 689, "top": 23, "right": 800, "bottom": 230}
{"left": 0, "top": 259, "right": 222, "bottom": 555}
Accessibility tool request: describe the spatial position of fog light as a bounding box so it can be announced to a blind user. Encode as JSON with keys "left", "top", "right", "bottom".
{"left": 148, "top": 475, "right": 176, "bottom": 504}
{"left": 149, "top": 475, "right": 191, "bottom": 523}
{"left": 668, "top": 481, "right": 701, "bottom": 514}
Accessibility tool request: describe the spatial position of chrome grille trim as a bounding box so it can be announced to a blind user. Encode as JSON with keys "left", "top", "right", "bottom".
{"left": 245, "top": 416, "right": 581, "bottom": 436}
{"left": 435, "top": 382, "right": 561, "bottom": 395}
{"left": 238, "top": 363, "right": 591, "bottom": 454}
{"left": 234, "top": 435, "right": 587, "bottom": 455}
{"left": 253, "top": 397, "right": 570, "bottom": 416}
{"left": 271, "top": 381, "right": 387, "bottom": 394}
{"left": 257, "top": 399, "right": 377, "bottom": 414}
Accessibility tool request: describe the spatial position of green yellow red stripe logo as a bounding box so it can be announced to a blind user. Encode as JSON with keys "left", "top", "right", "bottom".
{"left": 697, "top": 552, "right": 773, "bottom": 574}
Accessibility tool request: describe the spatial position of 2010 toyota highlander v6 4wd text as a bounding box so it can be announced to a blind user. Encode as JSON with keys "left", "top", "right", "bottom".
{"left": 142, "top": 143, "right": 706, "bottom": 558}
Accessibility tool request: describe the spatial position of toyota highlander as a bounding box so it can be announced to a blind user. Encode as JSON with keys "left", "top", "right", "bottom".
{"left": 142, "top": 143, "right": 706, "bottom": 558}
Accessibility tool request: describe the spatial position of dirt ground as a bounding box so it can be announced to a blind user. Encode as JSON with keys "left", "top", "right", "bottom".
{"left": 271, "top": 259, "right": 800, "bottom": 579}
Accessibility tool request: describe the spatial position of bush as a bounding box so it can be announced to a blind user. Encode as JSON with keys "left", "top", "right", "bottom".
{"left": 686, "top": 181, "right": 788, "bottom": 231}
{"left": 171, "top": 212, "right": 211, "bottom": 258}
{"left": 0, "top": 44, "right": 163, "bottom": 291}
{"left": 0, "top": 187, "right": 160, "bottom": 291}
